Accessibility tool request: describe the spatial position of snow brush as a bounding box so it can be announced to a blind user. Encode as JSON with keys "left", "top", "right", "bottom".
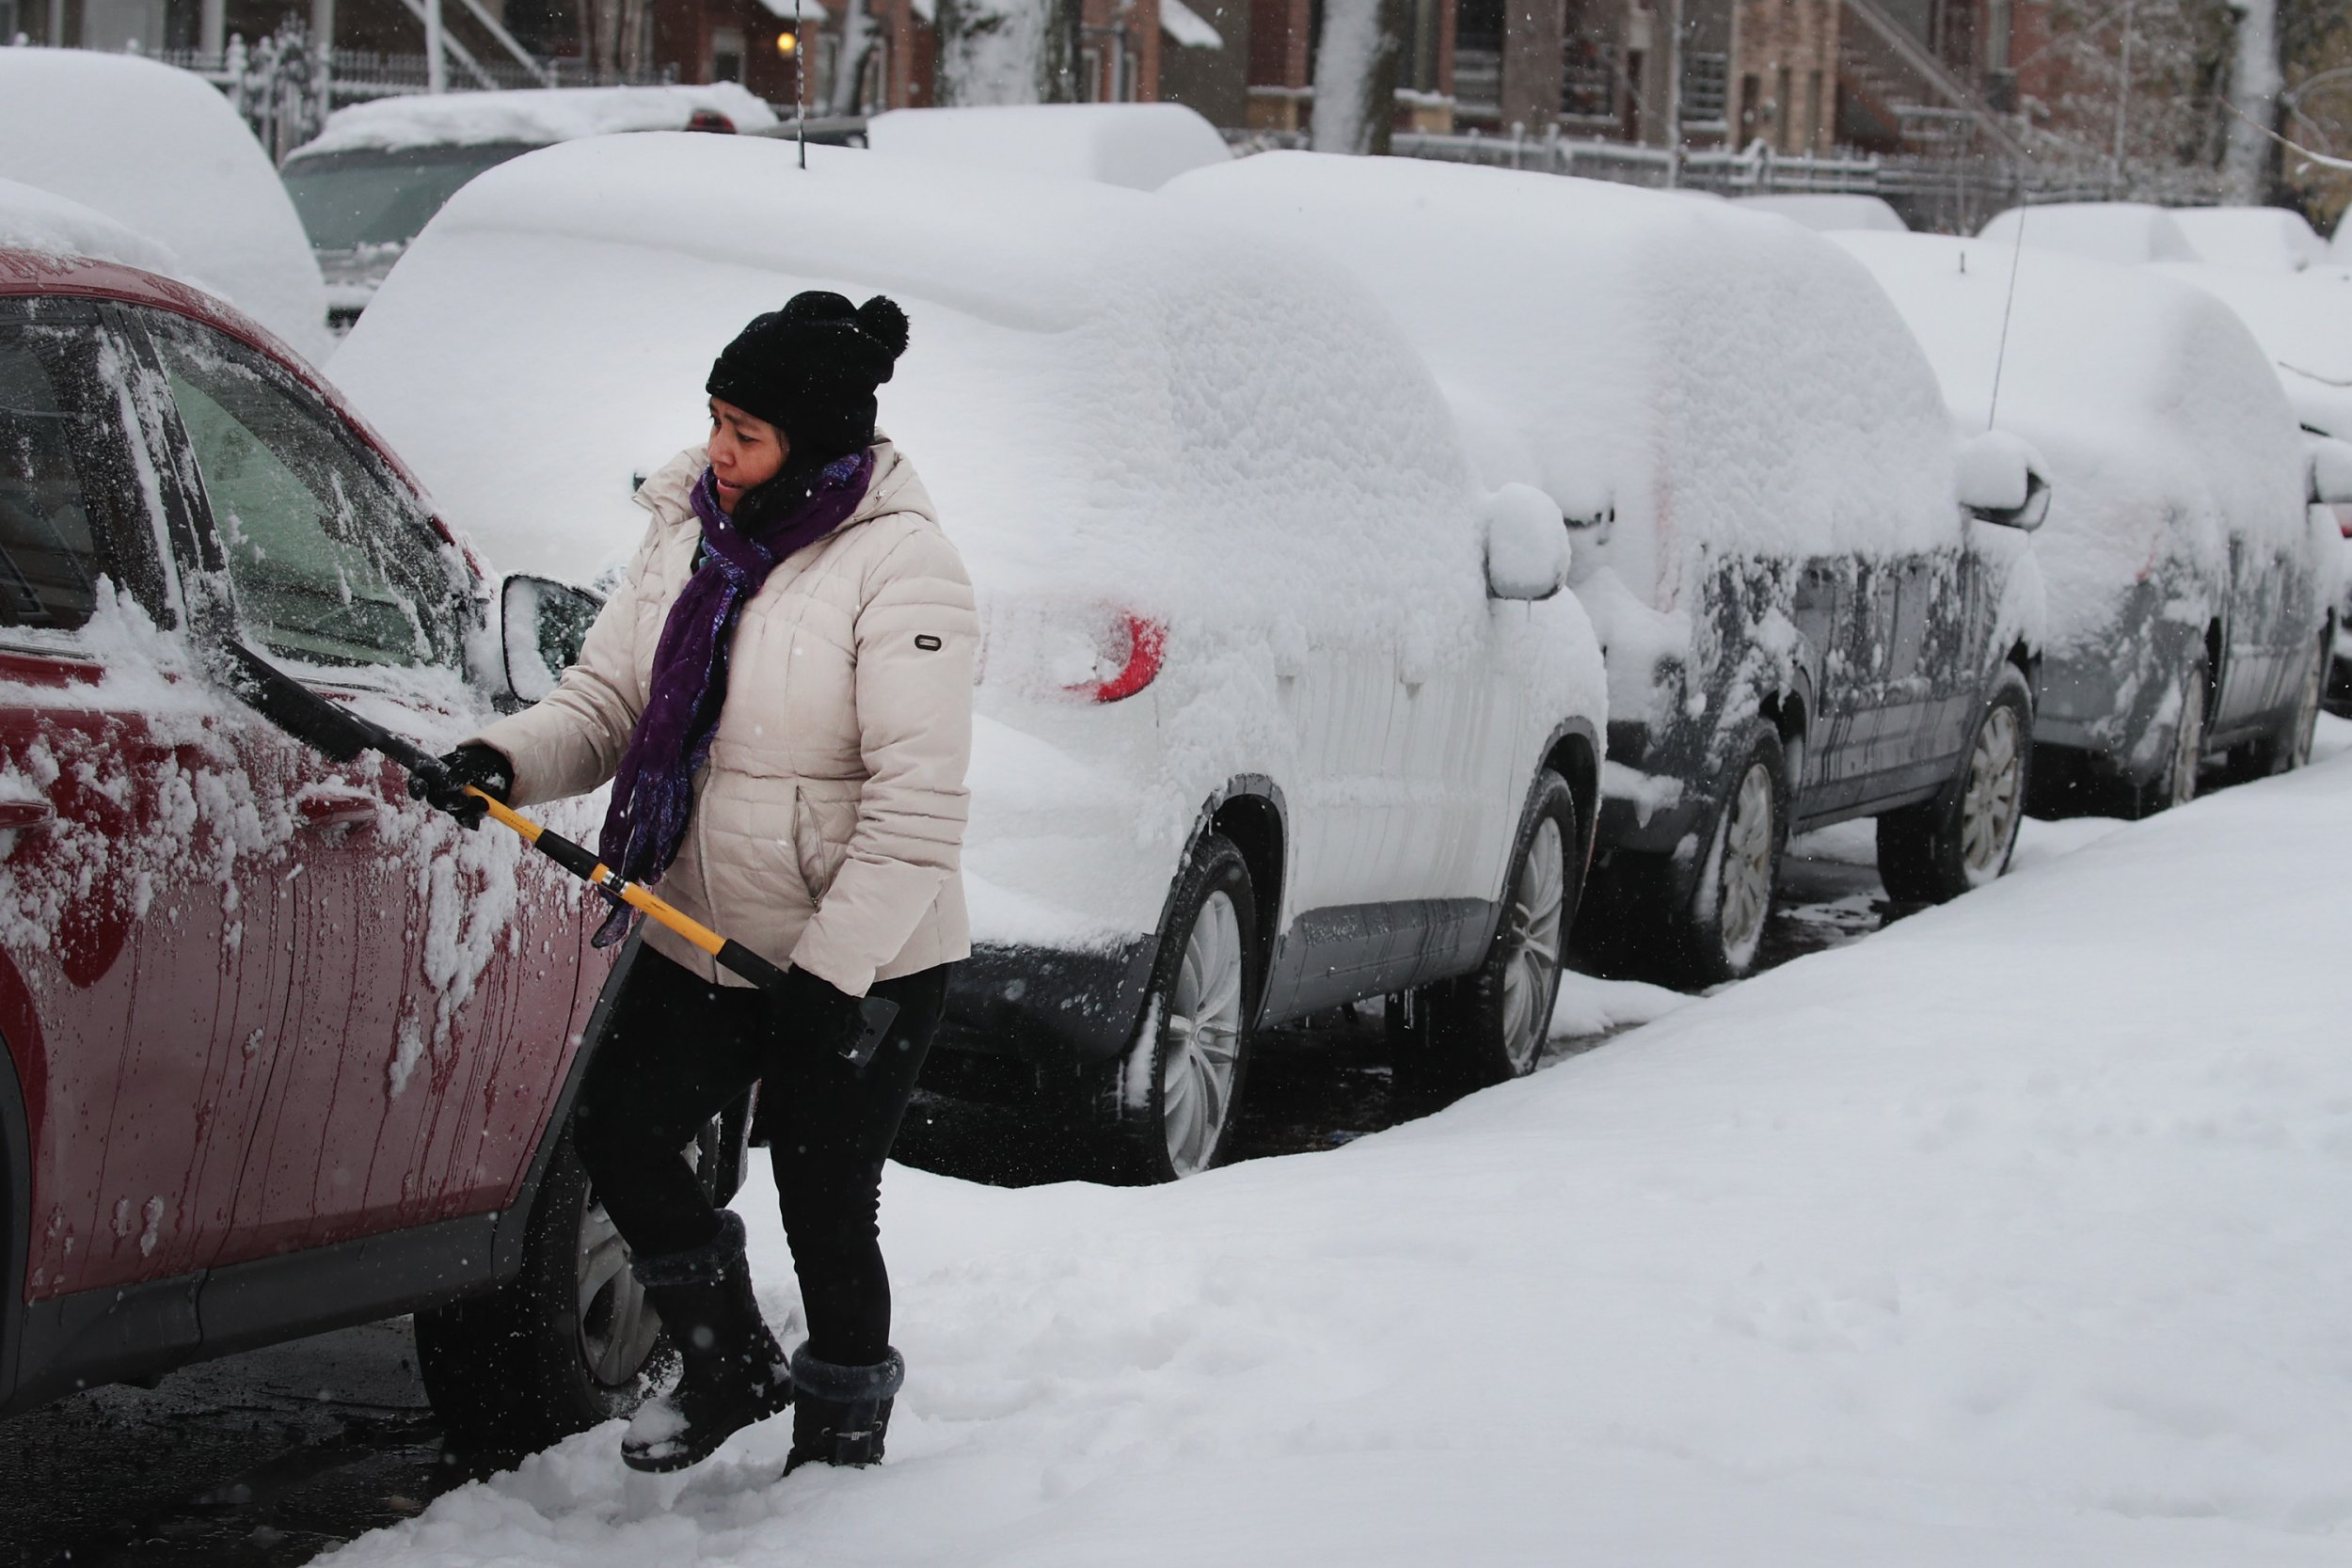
{"left": 210, "top": 639, "right": 899, "bottom": 1066}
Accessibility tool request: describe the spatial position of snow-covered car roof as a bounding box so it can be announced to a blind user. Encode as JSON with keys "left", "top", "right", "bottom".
{"left": 0, "top": 177, "right": 185, "bottom": 279}
{"left": 0, "top": 49, "right": 331, "bottom": 363}
{"left": 864, "top": 103, "right": 1231, "bottom": 191}
{"left": 1836, "top": 232, "right": 2309, "bottom": 648}
{"left": 1975, "top": 201, "right": 2199, "bottom": 266}
{"left": 2163, "top": 205, "right": 2329, "bottom": 273}
{"left": 1730, "top": 193, "right": 1907, "bottom": 233}
{"left": 2149, "top": 261, "right": 2352, "bottom": 441}
{"left": 292, "top": 83, "right": 780, "bottom": 157}
{"left": 1163, "top": 152, "right": 1960, "bottom": 610}
{"left": 330, "top": 133, "right": 1481, "bottom": 636}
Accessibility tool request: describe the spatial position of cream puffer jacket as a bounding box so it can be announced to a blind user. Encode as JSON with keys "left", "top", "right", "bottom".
{"left": 472, "top": 439, "right": 978, "bottom": 996}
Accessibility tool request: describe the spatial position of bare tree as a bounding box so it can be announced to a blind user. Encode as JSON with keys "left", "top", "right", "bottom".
{"left": 828, "top": 0, "right": 877, "bottom": 113}
{"left": 935, "top": 0, "right": 1077, "bottom": 103}
{"left": 2222, "top": 0, "right": 2283, "bottom": 200}
{"left": 1310, "top": 0, "right": 1406, "bottom": 153}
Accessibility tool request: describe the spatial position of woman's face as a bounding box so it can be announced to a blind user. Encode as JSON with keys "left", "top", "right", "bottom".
{"left": 707, "top": 397, "right": 788, "bottom": 509}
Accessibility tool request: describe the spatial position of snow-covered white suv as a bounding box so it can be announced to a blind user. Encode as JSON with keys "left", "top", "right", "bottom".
{"left": 329, "top": 133, "right": 1611, "bottom": 1180}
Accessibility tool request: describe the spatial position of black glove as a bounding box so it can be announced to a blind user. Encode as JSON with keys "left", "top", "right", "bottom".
{"left": 774, "top": 965, "right": 897, "bottom": 1068}
{"left": 406, "top": 743, "right": 514, "bottom": 831}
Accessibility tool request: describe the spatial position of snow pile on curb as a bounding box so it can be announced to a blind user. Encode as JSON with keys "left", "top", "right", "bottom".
{"left": 324, "top": 752, "right": 2352, "bottom": 1566}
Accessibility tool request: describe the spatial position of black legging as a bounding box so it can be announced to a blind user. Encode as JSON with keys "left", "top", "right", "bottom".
{"left": 570, "top": 944, "right": 948, "bottom": 1366}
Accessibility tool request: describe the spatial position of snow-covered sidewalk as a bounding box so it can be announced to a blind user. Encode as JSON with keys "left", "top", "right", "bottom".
{"left": 328, "top": 743, "right": 2352, "bottom": 1567}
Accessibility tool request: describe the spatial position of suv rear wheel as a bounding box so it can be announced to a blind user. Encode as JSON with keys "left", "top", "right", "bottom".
{"left": 1109, "top": 834, "right": 1257, "bottom": 1182}
{"left": 1879, "top": 665, "right": 2031, "bottom": 901}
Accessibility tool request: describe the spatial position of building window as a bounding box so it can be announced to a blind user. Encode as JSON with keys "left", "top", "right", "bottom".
{"left": 1562, "top": 37, "right": 1616, "bottom": 120}
{"left": 1680, "top": 51, "right": 1727, "bottom": 127}
{"left": 712, "top": 24, "right": 745, "bottom": 82}
{"left": 1776, "top": 64, "right": 1793, "bottom": 150}
{"left": 1805, "top": 68, "right": 1823, "bottom": 151}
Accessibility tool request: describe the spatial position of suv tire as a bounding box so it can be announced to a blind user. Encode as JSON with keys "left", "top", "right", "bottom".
{"left": 1401, "top": 769, "right": 1579, "bottom": 1091}
{"left": 416, "top": 1135, "right": 671, "bottom": 1461}
{"left": 1664, "top": 726, "right": 1787, "bottom": 986}
{"left": 2264, "top": 630, "right": 2328, "bottom": 776}
{"left": 1108, "top": 834, "right": 1258, "bottom": 1183}
{"left": 1879, "top": 664, "right": 2032, "bottom": 901}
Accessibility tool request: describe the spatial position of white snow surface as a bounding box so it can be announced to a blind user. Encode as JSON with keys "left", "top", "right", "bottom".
{"left": 0, "top": 177, "right": 185, "bottom": 277}
{"left": 1731, "top": 192, "right": 1908, "bottom": 232}
{"left": 2152, "top": 261, "right": 2352, "bottom": 441}
{"left": 2164, "top": 204, "right": 2330, "bottom": 272}
{"left": 331, "top": 133, "right": 1606, "bottom": 950}
{"left": 294, "top": 84, "right": 780, "bottom": 155}
{"left": 323, "top": 747, "right": 2352, "bottom": 1567}
{"left": 1977, "top": 201, "right": 2201, "bottom": 265}
{"left": 1836, "top": 232, "right": 2312, "bottom": 655}
{"left": 865, "top": 103, "right": 1230, "bottom": 190}
{"left": 0, "top": 50, "right": 331, "bottom": 363}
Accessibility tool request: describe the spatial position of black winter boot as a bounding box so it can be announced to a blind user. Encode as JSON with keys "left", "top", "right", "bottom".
{"left": 783, "top": 1346, "right": 904, "bottom": 1473}
{"left": 621, "top": 1213, "right": 794, "bottom": 1473}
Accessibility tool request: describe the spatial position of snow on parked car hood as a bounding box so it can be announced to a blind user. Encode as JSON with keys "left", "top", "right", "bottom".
{"left": 1731, "top": 191, "right": 1908, "bottom": 232}
{"left": 316, "top": 733, "right": 2352, "bottom": 1568}
{"left": 864, "top": 103, "right": 1231, "bottom": 190}
{"left": 0, "top": 177, "right": 185, "bottom": 278}
{"left": 0, "top": 49, "right": 331, "bottom": 362}
{"left": 2150, "top": 261, "right": 2352, "bottom": 440}
{"left": 2164, "top": 205, "right": 2331, "bottom": 273}
{"left": 293, "top": 83, "right": 780, "bottom": 156}
{"left": 1976, "top": 200, "right": 2200, "bottom": 265}
{"left": 1836, "top": 232, "right": 2313, "bottom": 655}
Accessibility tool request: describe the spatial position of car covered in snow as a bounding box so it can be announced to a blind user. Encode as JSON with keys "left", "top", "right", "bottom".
{"left": 1976, "top": 201, "right": 2201, "bottom": 267}
{"left": 329, "top": 132, "right": 1610, "bottom": 1180}
{"left": 280, "top": 84, "right": 777, "bottom": 329}
{"left": 1730, "top": 193, "right": 1908, "bottom": 233}
{"left": 0, "top": 226, "right": 720, "bottom": 1449}
{"left": 863, "top": 103, "right": 1232, "bottom": 190}
{"left": 2162, "top": 205, "right": 2332, "bottom": 273}
{"left": 1841, "top": 233, "right": 2340, "bottom": 814}
{"left": 0, "top": 49, "right": 332, "bottom": 363}
{"left": 1168, "top": 153, "right": 2047, "bottom": 984}
{"left": 2148, "top": 260, "right": 2352, "bottom": 715}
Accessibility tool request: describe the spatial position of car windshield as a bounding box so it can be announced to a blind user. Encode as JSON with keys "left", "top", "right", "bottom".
{"left": 281, "top": 141, "right": 539, "bottom": 252}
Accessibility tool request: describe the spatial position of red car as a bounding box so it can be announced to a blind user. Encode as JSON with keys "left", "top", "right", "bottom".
{"left": 0, "top": 247, "right": 691, "bottom": 1451}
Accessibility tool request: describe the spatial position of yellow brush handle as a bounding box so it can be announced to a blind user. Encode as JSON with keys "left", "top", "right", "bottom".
{"left": 465, "top": 785, "right": 730, "bottom": 960}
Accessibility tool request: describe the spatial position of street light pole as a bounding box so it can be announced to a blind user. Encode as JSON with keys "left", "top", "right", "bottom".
{"left": 426, "top": 0, "right": 447, "bottom": 92}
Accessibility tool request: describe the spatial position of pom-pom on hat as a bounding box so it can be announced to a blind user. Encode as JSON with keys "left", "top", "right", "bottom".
{"left": 707, "top": 292, "right": 910, "bottom": 465}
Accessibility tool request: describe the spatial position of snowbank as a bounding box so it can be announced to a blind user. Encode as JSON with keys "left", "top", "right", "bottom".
{"left": 0, "top": 177, "right": 185, "bottom": 278}
{"left": 1836, "top": 233, "right": 2310, "bottom": 657}
{"left": 1731, "top": 192, "right": 1907, "bottom": 232}
{"left": 294, "top": 84, "right": 780, "bottom": 156}
{"left": 332, "top": 132, "right": 1604, "bottom": 949}
{"left": 866, "top": 103, "right": 1230, "bottom": 190}
{"left": 321, "top": 746, "right": 2352, "bottom": 1568}
{"left": 1977, "top": 200, "right": 2200, "bottom": 265}
{"left": 0, "top": 50, "right": 331, "bottom": 362}
{"left": 2165, "top": 204, "right": 2329, "bottom": 272}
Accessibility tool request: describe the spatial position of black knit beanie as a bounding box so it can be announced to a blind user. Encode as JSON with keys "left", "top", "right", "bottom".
{"left": 706, "top": 292, "right": 910, "bottom": 467}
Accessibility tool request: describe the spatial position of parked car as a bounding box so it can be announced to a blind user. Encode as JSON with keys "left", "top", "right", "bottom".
{"left": 1168, "top": 154, "right": 2048, "bottom": 984}
{"left": 0, "top": 49, "right": 332, "bottom": 362}
{"left": 864, "top": 103, "right": 1231, "bottom": 190}
{"left": 2162, "top": 206, "right": 2331, "bottom": 273}
{"left": 280, "top": 84, "right": 777, "bottom": 329}
{"left": 330, "top": 131, "right": 1610, "bottom": 1178}
{"left": 0, "top": 221, "right": 700, "bottom": 1452}
{"left": 1731, "top": 193, "right": 1908, "bottom": 232}
{"left": 2147, "top": 260, "right": 2352, "bottom": 715}
{"left": 1978, "top": 201, "right": 2201, "bottom": 266}
{"left": 1840, "top": 233, "right": 2340, "bottom": 814}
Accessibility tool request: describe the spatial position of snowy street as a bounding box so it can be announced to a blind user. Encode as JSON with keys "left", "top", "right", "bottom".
{"left": 239, "top": 717, "right": 2347, "bottom": 1566}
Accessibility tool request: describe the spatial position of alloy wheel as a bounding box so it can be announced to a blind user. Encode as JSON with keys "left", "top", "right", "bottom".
{"left": 2169, "top": 675, "right": 2206, "bottom": 807}
{"left": 576, "top": 1196, "right": 661, "bottom": 1389}
{"left": 1161, "top": 890, "right": 1247, "bottom": 1178}
{"left": 1960, "top": 703, "right": 2025, "bottom": 879}
{"left": 1717, "top": 762, "right": 1776, "bottom": 972}
{"left": 1497, "top": 816, "right": 1566, "bottom": 1075}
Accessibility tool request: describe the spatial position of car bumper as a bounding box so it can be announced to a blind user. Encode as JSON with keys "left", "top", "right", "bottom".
{"left": 937, "top": 937, "right": 1159, "bottom": 1073}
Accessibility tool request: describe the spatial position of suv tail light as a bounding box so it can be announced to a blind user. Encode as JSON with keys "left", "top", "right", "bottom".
{"left": 1065, "top": 610, "right": 1166, "bottom": 704}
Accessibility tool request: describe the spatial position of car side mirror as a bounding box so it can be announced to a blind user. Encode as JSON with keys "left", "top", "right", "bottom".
{"left": 1956, "top": 430, "right": 2052, "bottom": 531}
{"left": 501, "top": 573, "right": 604, "bottom": 704}
{"left": 1485, "top": 483, "right": 1571, "bottom": 601}
{"left": 2307, "top": 436, "right": 2352, "bottom": 506}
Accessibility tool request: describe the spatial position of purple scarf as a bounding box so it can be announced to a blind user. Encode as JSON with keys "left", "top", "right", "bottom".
{"left": 593, "top": 451, "right": 874, "bottom": 946}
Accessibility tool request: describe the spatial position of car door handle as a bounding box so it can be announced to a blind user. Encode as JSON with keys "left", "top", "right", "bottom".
{"left": 295, "top": 786, "right": 380, "bottom": 833}
{"left": 0, "top": 800, "right": 55, "bottom": 831}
